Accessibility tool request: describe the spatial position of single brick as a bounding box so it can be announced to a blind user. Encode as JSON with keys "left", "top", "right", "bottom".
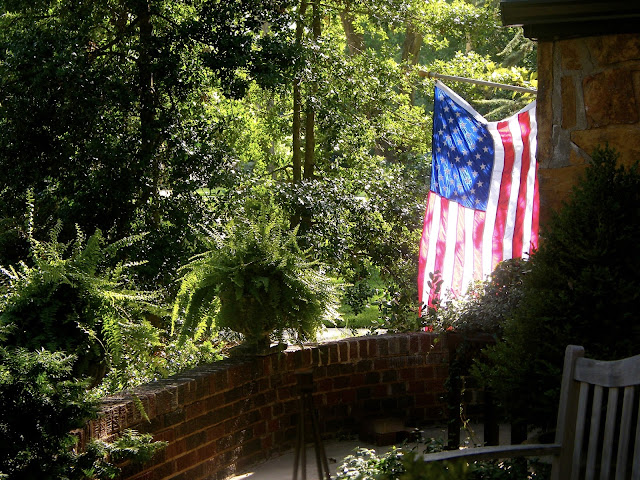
{"left": 165, "top": 438, "right": 187, "bottom": 460}
{"left": 337, "top": 341, "right": 348, "bottom": 362}
{"left": 364, "top": 371, "right": 380, "bottom": 385}
{"left": 373, "top": 358, "right": 390, "bottom": 370}
{"left": 333, "top": 375, "right": 350, "bottom": 389}
{"left": 164, "top": 408, "right": 186, "bottom": 427}
{"left": 357, "top": 338, "right": 369, "bottom": 358}
{"left": 388, "top": 336, "right": 400, "bottom": 355}
{"left": 382, "top": 370, "right": 398, "bottom": 383}
{"left": 355, "top": 359, "right": 373, "bottom": 373}
{"left": 376, "top": 337, "right": 389, "bottom": 356}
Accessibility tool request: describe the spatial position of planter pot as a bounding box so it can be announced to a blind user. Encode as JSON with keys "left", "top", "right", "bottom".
{"left": 228, "top": 335, "right": 287, "bottom": 357}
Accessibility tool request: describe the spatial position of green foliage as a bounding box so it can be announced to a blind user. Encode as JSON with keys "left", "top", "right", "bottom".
{"left": 344, "top": 279, "right": 378, "bottom": 316}
{"left": 399, "top": 453, "right": 549, "bottom": 480}
{"left": 335, "top": 442, "right": 549, "bottom": 480}
{"left": 92, "top": 332, "right": 224, "bottom": 397}
{"left": 0, "top": 346, "right": 165, "bottom": 479}
{"left": 77, "top": 430, "right": 167, "bottom": 479}
{"left": 427, "top": 258, "right": 529, "bottom": 336}
{"left": 271, "top": 158, "right": 428, "bottom": 332}
{"left": 0, "top": 0, "right": 297, "bottom": 288}
{"left": 0, "top": 206, "right": 157, "bottom": 386}
{"left": 0, "top": 0, "right": 537, "bottom": 298}
{"left": 0, "top": 347, "right": 95, "bottom": 478}
{"left": 475, "top": 146, "right": 640, "bottom": 431}
{"left": 335, "top": 447, "right": 406, "bottom": 480}
{"left": 420, "top": 50, "right": 536, "bottom": 121}
{"left": 173, "top": 214, "right": 339, "bottom": 350}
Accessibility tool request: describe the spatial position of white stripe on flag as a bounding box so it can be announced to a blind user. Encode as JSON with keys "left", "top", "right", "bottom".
{"left": 461, "top": 207, "right": 474, "bottom": 293}
{"left": 441, "top": 200, "right": 458, "bottom": 298}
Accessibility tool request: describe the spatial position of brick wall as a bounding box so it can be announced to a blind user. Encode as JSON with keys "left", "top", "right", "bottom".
{"left": 78, "top": 333, "right": 457, "bottom": 480}
{"left": 536, "top": 33, "right": 640, "bottom": 225}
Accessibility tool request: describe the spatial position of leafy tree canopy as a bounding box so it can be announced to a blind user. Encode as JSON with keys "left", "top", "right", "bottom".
{"left": 0, "top": 0, "right": 297, "bottom": 286}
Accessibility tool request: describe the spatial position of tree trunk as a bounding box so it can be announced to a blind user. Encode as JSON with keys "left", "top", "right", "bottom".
{"left": 303, "top": 0, "right": 320, "bottom": 181}
{"left": 136, "top": 0, "right": 160, "bottom": 224}
{"left": 303, "top": 103, "right": 315, "bottom": 180}
{"left": 401, "top": 23, "right": 423, "bottom": 105}
{"left": 401, "top": 23, "right": 423, "bottom": 65}
{"left": 339, "top": 4, "right": 364, "bottom": 56}
{"left": 292, "top": 0, "right": 307, "bottom": 184}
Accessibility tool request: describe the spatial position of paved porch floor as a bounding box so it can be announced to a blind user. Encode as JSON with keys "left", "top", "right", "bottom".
{"left": 228, "top": 424, "right": 511, "bottom": 480}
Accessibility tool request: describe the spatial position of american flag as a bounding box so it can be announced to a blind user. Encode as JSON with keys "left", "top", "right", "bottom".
{"left": 418, "top": 81, "right": 539, "bottom": 310}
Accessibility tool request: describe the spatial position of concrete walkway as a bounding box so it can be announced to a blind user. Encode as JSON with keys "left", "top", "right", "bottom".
{"left": 228, "top": 424, "right": 507, "bottom": 480}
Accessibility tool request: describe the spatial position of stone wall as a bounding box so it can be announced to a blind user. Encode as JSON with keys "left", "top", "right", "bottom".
{"left": 536, "top": 33, "right": 640, "bottom": 224}
{"left": 78, "top": 333, "right": 463, "bottom": 480}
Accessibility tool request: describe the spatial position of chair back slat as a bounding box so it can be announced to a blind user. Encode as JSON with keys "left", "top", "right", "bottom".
{"left": 572, "top": 382, "right": 591, "bottom": 480}
{"left": 632, "top": 399, "right": 640, "bottom": 479}
{"left": 421, "top": 345, "right": 640, "bottom": 480}
{"left": 553, "top": 346, "right": 585, "bottom": 480}
{"left": 599, "top": 387, "right": 619, "bottom": 480}
{"left": 585, "top": 385, "right": 604, "bottom": 480}
{"left": 614, "top": 386, "right": 634, "bottom": 480}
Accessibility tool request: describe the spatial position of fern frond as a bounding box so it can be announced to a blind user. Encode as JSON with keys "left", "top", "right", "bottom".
{"left": 0, "top": 265, "right": 19, "bottom": 282}
{"left": 172, "top": 267, "right": 219, "bottom": 341}
{"left": 172, "top": 213, "right": 338, "bottom": 349}
{"left": 25, "top": 188, "right": 36, "bottom": 245}
{"left": 72, "top": 224, "right": 86, "bottom": 256}
{"left": 101, "top": 313, "right": 124, "bottom": 369}
{"left": 103, "top": 232, "right": 149, "bottom": 257}
{"left": 131, "top": 394, "right": 150, "bottom": 423}
{"left": 72, "top": 230, "right": 104, "bottom": 276}
{"left": 2, "top": 208, "right": 159, "bottom": 389}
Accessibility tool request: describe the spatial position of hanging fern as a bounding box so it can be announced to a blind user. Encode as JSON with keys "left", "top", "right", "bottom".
{"left": 173, "top": 215, "right": 339, "bottom": 352}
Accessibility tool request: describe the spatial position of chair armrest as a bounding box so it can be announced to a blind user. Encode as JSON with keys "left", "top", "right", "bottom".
{"left": 420, "top": 444, "right": 562, "bottom": 463}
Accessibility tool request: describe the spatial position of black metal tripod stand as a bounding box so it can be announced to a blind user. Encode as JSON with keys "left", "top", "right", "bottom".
{"left": 292, "top": 371, "right": 331, "bottom": 480}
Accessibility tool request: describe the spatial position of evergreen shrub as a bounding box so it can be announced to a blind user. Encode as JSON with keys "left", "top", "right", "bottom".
{"left": 473, "top": 145, "right": 640, "bottom": 431}
{"left": 0, "top": 344, "right": 165, "bottom": 479}
{"left": 0, "top": 345, "right": 96, "bottom": 478}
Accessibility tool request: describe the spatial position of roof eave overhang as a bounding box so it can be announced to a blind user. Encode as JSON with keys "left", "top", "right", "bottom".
{"left": 500, "top": 1, "right": 640, "bottom": 40}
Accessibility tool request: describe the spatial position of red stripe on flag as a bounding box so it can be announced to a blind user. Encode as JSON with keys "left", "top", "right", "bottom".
{"left": 531, "top": 165, "right": 540, "bottom": 253}
{"left": 513, "top": 110, "right": 532, "bottom": 258}
{"left": 493, "top": 120, "right": 515, "bottom": 270}
{"left": 432, "top": 197, "right": 449, "bottom": 302}
{"left": 452, "top": 205, "right": 465, "bottom": 295}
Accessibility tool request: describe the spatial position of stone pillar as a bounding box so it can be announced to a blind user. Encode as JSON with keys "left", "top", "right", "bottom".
{"left": 535, "top": 33, "right": 640, "bottom": 227}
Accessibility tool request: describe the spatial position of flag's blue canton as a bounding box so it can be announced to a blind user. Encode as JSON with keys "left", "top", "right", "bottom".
{"left": 431, "top": 86, "right": 494, "bottom": 211}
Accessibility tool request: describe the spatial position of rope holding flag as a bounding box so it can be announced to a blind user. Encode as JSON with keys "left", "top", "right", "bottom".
{"left": 418, "top": 81, "right": 539, "bottom": 311}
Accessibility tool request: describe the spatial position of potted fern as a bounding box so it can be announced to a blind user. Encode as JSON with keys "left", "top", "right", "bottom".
{"left": 172, "top": 216, "right": 338, "bottom": 354}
